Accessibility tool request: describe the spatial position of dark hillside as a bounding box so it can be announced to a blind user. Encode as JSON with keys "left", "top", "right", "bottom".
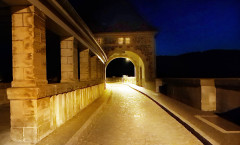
{"left": 157, "top": 50, "right": 240, "bottom": 78}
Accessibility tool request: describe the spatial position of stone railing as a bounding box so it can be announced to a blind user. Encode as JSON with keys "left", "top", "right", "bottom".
{"left": 106, "top": 76, "right": 136, "bottom": 85}
{"left": 106, "top": 77, "right": 123, "bottom": 83}
{"left": 156, "top": 78, "right": 240, "bottom": 113}
{"left": 123, "top": 76, "right": 136, "bottom": 84}
{"left": 7, "top": 82, "right": 105, "bottom": 143}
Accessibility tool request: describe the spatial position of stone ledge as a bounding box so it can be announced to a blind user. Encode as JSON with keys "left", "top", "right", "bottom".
{"left": 7, "top": 80, "right": 105, "bottom": 100}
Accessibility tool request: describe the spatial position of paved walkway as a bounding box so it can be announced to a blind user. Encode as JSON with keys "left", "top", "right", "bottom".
{"left": 77, "top": 84, "right": 202, "bottom": 145}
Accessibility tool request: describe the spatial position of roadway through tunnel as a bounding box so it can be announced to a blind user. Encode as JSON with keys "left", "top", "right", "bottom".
{"left": 77, "top": 83, "right": 202, "bottom": 145}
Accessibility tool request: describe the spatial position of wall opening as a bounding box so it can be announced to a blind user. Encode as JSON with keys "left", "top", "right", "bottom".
{"left": 46, "top": 30, "right": 61, "bottom": 83}
{"left": 106, "top": 58, "right": 134, "bottom": 78}
{"left": 0, "top": 7, "right": 12, "bottom": 83}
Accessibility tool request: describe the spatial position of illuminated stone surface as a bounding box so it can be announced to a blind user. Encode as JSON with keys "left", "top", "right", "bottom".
{"left": 77, "top": 84, "right": 202, "bottom": 145}
{"left": 95, "top": 32, "right": 156, "bottom": 90}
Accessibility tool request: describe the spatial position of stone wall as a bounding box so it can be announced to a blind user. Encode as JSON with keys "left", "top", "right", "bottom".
{"left": 106, "top": 76, "right": 136, "bottom": 84}
{"left": 106, "top": 77, "right": 123, "bottom": 83}
{"left": 95, "top": 32, "right": 156, "bottom": 90}
{"left": 8, "top": 82, "right": 105, "bottom": 143}
{"left": 157, "top": 79, "right": 202, "bottom": 110}
{"left": 215, "top": 79, "right": 240, "bottom": 113}
{"left": 157, "top": 78, "right": 240, "bottom": 113}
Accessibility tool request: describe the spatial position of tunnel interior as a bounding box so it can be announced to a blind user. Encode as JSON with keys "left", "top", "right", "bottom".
{"left": 106, "top": 58, "right": 134, "bottom": 78}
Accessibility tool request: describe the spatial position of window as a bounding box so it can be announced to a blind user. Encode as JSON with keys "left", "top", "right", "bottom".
{"left": 96, "top": 38, "right": 102, "bottom": 45}
{"left": 118, "top": 37, "right": 124, "bottom": 45}
{"left": 125, "top": 37, "right": 130, "bottom": 44}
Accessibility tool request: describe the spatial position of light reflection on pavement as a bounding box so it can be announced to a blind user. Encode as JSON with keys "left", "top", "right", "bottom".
{"left": 77, "top": 83, "right": 202, "bottom": 145}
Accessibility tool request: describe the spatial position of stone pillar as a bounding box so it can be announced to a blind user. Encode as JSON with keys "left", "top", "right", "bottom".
{"left": 60, "top": 37, "right": 78, "bottom": 82}
{"left": 11, "top": 6, "right": 47, "bottom": 87}
{"left": 90, "top": 56, "right": 97, "bottom": 80}
{"left": 200, "top": 79, "right": 216, "bottom": 111}
{"left": 8, "top": 6, "right": 50, "bottom": 143}
{"left": 79, "top": 49, "right": 90, "bottom": 81}
{"left": 96, "top": 59, "right": 101, "bottom": 80}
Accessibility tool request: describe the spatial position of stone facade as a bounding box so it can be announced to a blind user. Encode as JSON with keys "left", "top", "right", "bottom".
{"left": 95, "top": 32, "right": 156, "bottom": 90}
{"left": 5, "top": 4, "right": 107, "bottom": 143}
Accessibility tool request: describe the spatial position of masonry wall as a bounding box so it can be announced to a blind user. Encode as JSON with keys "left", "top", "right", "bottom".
{"left": 95, "top": 32, "right": 156, "bottom": 91}
{"left": 215, "top": 79, "right": 240, "bottom": 113}
{"left": 157, "top": 78, "right": 240, "bottom": 113}
{"left": 159, "top": 79, "right": 202, "bottom": 109}
{"left": 9, "top": 82, "right": 105, "bottom": 142}
{"left": 7, "top": 5, "right": 107, "bottom": 143}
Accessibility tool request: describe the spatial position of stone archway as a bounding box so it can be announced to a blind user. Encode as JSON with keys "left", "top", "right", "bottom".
{"left": 106, "top": 51, "right": 145, "bottom": 86}
{"left": 95, "top": 31, "right": 156, "bottom": 90}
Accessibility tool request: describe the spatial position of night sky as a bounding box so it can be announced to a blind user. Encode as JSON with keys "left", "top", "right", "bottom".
{"left": 69, "top": 0, "right": 240, "bottom": 56}
{"left": 128, "top": 0, "right": 240, "bottom": 56}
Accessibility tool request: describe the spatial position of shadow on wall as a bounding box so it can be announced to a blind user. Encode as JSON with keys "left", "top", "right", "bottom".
{"left": 46, "top": 30, "right": 61, "bottom": 83}
{"left": 217, "top": 107, "right": 240, "bottom": 126}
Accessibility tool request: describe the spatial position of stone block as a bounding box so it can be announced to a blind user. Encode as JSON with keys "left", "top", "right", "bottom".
{"left": 34, "top": 28, "right": 42, "bottom": 42}
{"left": 37, "top": 97, "right": 50, "bottom": 111}
{"left": 61, "top": 49, "right": 73, "bottom": 57}
{"left": 7, "top": 88, "right": 39, "bottom": 99}
{"left": 11, "top": 80, "right": 37, "bottom": 87}
{"left": 68, "top": 72, "right": 73, "bottom": 79}
{"left": 201, "top": 86, "right": 216, "bottom": 111}
{"left": 38, "top": 122, "right": 51, "bottom": 141}
{"left": 12, "top": 13, "right": 23, "bottom": 26}
{"left": 67, "top": 56, "right": 73, "bottom": 64}
{"left": 11, "top": 117, "right": 24, "bottom": 128}
{"left": 61, "top": 64, "right": 73, "bottom": 72}
{"left": 10, "top": 100, "right": 24, "bottom": 116}
{"left": 23, "top": 67, "right": 34, "bottom": 80}
{"left": 23, "top": 13, "right": 34, "bottom": 27}
{"left": 12, "top": 40, "right": 24, "bottom": 54}
{"left": 11, "top": 127, "right": 23, "bottom": 142}
{"left": 12, "top": 27, "right": 33, "bottom": 41}
{"left": 13, "top": 67, "right": 24, "bottom": 80}
{"left": 61, "top": 72, "right": 68, "bottom": 80}
{"left": 23, "top": 100, "right": 37, "bottom": 115}
{"left": 60, "top": 41, "right": 68, "bottom": 49}
{"left": 61, "top": 57, "right": 68, "bottom": 64}
{"left": 67, "top": 40, "right": 74, "bottom": 48}
{"left": 23, "top": 127, "right": 37, "bottom": 142}
{"left": 12, "top": 53, "right": 33, "bottom": 67}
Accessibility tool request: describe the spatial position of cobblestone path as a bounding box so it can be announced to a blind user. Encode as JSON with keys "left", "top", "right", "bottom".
{"left": 77, "top": 84, "right": 202, "bottom": 145}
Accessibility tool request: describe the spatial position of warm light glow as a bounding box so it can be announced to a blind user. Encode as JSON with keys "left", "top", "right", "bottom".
{"left": 96, "top": 38, "right": 102, "bottom": 45}
{"left": 125, "top": 58, "right": 130, "bottom": 62}
{"left": 118, "top": 37, "right": 124, "bottom": 44}
{"left": 125, "top": 37, "right": 130, "bottom": 44}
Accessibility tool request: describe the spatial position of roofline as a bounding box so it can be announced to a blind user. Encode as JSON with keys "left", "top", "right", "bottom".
{"left": 94, "top": 31, "right": 158, "bottom": 36}
{"left": 27, "top": 0, "right": 107, "bottom": 63}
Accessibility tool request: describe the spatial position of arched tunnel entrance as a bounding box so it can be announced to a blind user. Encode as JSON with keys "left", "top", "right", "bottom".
{"left": 106, "top": 51, "right": 145, "bottom": 86}
{"left": 106, "top": 58, "right": 135, "bottom": 84}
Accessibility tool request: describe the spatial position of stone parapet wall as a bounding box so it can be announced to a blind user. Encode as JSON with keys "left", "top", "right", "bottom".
{"left": 106, "top": 77, "right": 123, "bottom": 83}
{"left": 106, "top": 77, "right": 136, "bottom": 85}
{"left": 8, "top": 83, "right": 105, "bottom": 143}
{"left": 156, "top": 78, "right": 240, "bottom": 113}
